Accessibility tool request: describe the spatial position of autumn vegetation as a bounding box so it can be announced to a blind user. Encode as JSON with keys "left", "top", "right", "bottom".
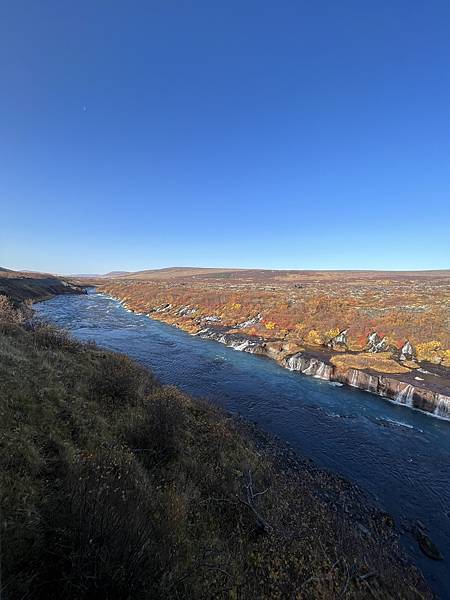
{"left": 330, "top": 352, "right": 411, "bottom": 374}
{"left": 0, "top": 287, "right": 430, "bottom": 599}
{"left": 98, "top": 268, "right": 450, "bottom": 371}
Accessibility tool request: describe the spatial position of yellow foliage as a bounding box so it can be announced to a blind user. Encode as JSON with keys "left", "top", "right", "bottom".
{"left": 305, "top": 329, "right": 322, "bottom": 346}
{"left": 442, "top": 350, "right": 450, "bottom": 368}
{"left": 416, "top": 340, "right": 443, "bottom": 363}
{"left": 265, "top": 321, "right": 276, "bottom": 330}
{"left": 326, "top": 328, "right": 340, "bottom": 340}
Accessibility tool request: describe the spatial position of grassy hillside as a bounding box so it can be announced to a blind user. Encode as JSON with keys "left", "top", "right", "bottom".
{"left": 0, "top": 297, "right": 429, "bottom": 599}
{"left": 0, "top": 268, "right": 84, "bottom": 305}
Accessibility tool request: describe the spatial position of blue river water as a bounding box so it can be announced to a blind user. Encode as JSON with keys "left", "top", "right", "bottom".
{"left": 35, "top": 290, "right": 450, "bottom": 597}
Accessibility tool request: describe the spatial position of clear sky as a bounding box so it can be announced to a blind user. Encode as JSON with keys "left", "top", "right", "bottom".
{"left": 1, "top": 1, "right": 449, "bottom": 274}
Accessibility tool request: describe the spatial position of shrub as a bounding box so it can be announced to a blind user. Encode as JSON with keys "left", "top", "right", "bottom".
{"left": 90, "top": 352, "right": 155, "bottom": 409}
{"left": 30, "top": 321, "right": 82, "bottom": 351}
{"left": 416, "top": 340, "right": 444, "bottom": 364}
{"left": 0, "top": 295, "right": 31, "bottom": 324}
{"left": 305, "top": 329, "right": 323, "bottom": 346}
{"left": 121, "top": 386, "right": 186, "bottom": 468}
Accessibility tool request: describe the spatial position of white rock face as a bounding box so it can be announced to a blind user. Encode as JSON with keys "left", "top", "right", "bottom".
{"left": 177, "top": 305, "right": 197, "bottom": 316}
{"left": 327, "top": 329, "right": 348, "bottom": 349}
{"left": 234, "top": 314, "right": 262, "bottom": 329}
{"left": 400, "top": 340, "right": 415, "bottom": 361}
{"left": 367, "top": 332, "right": 389, "bottom": 353}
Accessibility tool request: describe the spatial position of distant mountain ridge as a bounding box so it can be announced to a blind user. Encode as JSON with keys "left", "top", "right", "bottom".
{"left": 113, "top": 267, "right": 246, "bottom": 280}
{"left": 95, "top": 266, "right": 450, "bottom": 282}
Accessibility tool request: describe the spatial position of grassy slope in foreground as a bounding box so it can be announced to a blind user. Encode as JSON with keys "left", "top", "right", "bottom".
{"left": 0, "top": 300, "right": 430, "bottom": 599}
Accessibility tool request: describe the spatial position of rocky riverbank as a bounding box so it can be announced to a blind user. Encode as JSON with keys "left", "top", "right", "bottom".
{"left": 104, "top": 292, "right": 450, "bottom": 421}
{"left": 237, "top": 416, "right": 443, "bottom": 566}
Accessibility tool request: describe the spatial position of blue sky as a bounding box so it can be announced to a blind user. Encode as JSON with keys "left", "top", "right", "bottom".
{"left": 1, "top": 1, "right": 449, "bottom": 273}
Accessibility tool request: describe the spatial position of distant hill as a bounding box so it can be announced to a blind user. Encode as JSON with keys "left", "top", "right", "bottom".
{"left": 104, "top": 270, "right": 131, "bottom": 277}
{"left": 103, "top": 266, "right": 450, "bottom": 283}
{"left": 111, "top": 267, "right": 247, "bottom": 280}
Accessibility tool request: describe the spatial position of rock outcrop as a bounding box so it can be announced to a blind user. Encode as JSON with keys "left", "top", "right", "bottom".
{"left": 400, "top": 340, "right": 415, "bottom": 361}
{"left": 366, "top": 332, "right": 390, "bottom": 353}
{"left": 327, "top": 329, "right": 348, "bottom": 351}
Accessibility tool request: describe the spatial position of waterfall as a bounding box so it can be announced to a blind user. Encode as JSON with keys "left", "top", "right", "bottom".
{"left": 314, "top": 361, "right": 332, "bottom": 380}
{"left": 314, "top": 361, "right": 326, "bottom": 379}
{"left": 286, "top": 354, "right": 332, "bottom": 380}
{"left": 348, "top": 369, "right": 359, "bottom": 387}
{"left": 286, "top": 353, "right": 303, "bottom": 371}
{"left": 434, "top": 394, "right": 450, "bottom": 419}
{"left": 395, "top": 384, "right": 415, "bottom": 407}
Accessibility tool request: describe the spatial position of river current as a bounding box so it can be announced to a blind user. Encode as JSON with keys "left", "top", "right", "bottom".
{"left": 35, "top": 290, "right": 450, "bottom": 597}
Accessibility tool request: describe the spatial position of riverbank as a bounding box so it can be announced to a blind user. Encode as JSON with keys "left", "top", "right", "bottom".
{"left": 0, "top": 295, "right": 432, "bottom": 598}
{"left": 0, "top": 270, "right": 85, "bottom": 304}
{"left": 101, "top": 291, "right": 450, "bottom": 421}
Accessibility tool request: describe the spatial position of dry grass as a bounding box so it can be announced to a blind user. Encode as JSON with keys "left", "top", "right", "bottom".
{"left": 0, "top": 315, "right": 429, "bottom": 599}
{"left": 331, "top": 352, "right": 411, "bottom": 374}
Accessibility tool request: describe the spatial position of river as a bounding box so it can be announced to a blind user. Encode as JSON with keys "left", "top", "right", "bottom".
{"left": 35, "top": 290, "right": 450, "bottom": 597}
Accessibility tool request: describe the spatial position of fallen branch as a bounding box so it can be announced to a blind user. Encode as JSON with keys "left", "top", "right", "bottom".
{"left": 238, "top": 470, "right": 272, "bottom": 533}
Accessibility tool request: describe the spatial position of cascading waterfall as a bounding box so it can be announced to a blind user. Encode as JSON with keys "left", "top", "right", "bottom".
{"left": 285, "top": 355, "right": 332, "bottom": 380}
{"left": 434, "top": 394, "right": 450, "bottom": 419}
{"left": 286, "top": 354, "right": 303, "bottom": 371}
{"left": 314, "top": 361, "right": 325, "bottom": 379}
{"left": 349, "top": 369, "right": 360, "bottom": 387}
{"left": 314, "top": 361, "right": 332, "bottom": 380}
{"left": 394, "top": 384, "right": 415, "bottom": 407}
